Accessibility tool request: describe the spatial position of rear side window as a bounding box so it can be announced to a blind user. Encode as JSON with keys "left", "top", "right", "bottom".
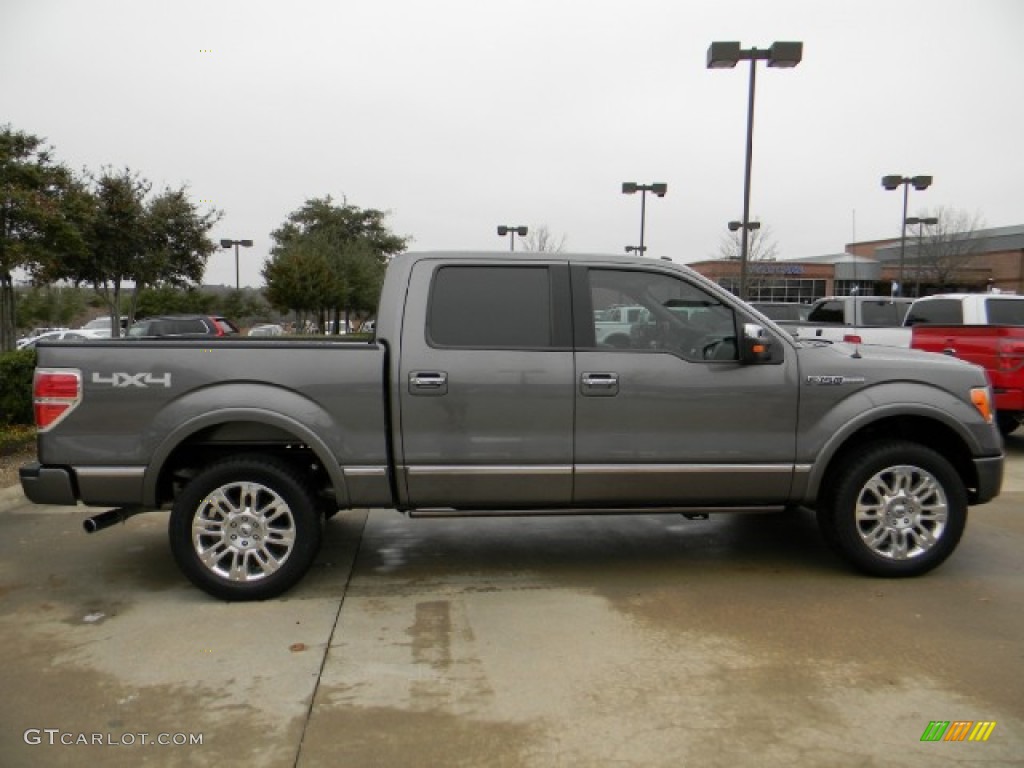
{"left": 905, "top": 299, "right": 962, "bottom": 325}
{"left": 428, "top": 266, "right": 553, "bottom": 348}
{"left": 861, "top": 301, "right": 911, "bottom": 327}
{"left": 986, "top": 299, "right": 1024, "bottom": 325}
{"left": 167, "top": 319, "right": 206, "bottom": 335}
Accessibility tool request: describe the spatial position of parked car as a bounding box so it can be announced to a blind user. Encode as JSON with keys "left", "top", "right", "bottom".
{"left": 248, "top": 323, "right": 285, "bottom": 337}
{"left": 16, "top": 329, "right": 105, "bottom": 349}
{"left": 81, "top": 316, "right": 129, "bottom": 332}
{"left": 904, "top": 293, "right": 1024, "bottom": 326}
{"left": 750, "top": 302, "right": 811, "bottom": 323}
{"left": 786, "top": 296, "right": 915, "bottom": 346}
{"left": 912, "top": 322, "right": 1024, "bottom": 436}
{"left": 127, "top": 315, "right": 239, "bottom": 339}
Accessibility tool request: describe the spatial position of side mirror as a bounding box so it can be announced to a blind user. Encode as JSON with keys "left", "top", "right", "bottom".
{"left": 740, "top": 323, "right": 774, "bottom": 364}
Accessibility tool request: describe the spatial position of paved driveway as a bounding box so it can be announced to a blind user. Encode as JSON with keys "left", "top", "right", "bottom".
{"left": 1, "top": 436, "right": 1023, "bottom": 767}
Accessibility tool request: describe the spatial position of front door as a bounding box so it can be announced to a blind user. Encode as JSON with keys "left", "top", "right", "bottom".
{"left": 572, "top": 265, "right": 800, "bottom": 507}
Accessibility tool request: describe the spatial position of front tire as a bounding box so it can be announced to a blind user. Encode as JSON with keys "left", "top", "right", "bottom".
{"left": 817, "top": 441, "right": 967, "bottom": 577}
{"left": 169, "top": 455, "right": 322, "bottom": 600}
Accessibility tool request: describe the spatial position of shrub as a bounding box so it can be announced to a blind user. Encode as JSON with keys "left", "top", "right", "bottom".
{"left": 0, "top": 349, "right": 36, "bottom": 426}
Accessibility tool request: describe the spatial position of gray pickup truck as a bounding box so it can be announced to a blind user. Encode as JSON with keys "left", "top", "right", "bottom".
{"left": 21, "top": 251, "right": 1004, "bottom": 600}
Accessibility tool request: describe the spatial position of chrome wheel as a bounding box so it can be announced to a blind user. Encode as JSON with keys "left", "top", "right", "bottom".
{"left": 854, "top": 465, "right": 948, "bottom": 560}
{"left": 192, "top": 481, "right": 297, "bottom": 582}
{"left": 818, "top": 440, "right": 967, "bottom": 577}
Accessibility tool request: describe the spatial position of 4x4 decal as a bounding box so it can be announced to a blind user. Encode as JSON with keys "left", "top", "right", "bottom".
{"left": 92, "top": 372, "right": 173, "bottom": 388}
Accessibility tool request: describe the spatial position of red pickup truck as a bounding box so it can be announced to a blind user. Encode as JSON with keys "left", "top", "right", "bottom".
{"left": 912, "top": 324, "right": 1024, "bottom": 436}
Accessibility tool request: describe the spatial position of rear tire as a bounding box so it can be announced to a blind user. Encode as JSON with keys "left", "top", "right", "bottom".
{"left": 169, "top": 455, "right": 322, "bottom": 601}
{"left": 817, "top": 441, "right": 967, "bottom": 577}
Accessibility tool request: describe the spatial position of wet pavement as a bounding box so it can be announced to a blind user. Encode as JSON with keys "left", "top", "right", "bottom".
{"left": 1, "top": 436, "right": 1023, "bottom": 767}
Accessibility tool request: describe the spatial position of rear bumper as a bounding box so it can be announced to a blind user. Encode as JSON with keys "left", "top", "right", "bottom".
{"left": 19, "top": 462, "right": 78, "bottom": 506}
{"left": 19, "top": 462, "right": 146, "bottom": 507}
{"left": 972, "top": 455, "right": 1004, "bottom": 505}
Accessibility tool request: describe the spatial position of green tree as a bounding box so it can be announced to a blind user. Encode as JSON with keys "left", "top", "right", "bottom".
{"left": 264, "top": 196, "right": 407, "bottom": 332}
{"left": 262, "top": 235, "right": 335, "bottom": 330}
{"left": 0, "top": 126, "right": 86, "bottom": 350}
{"left": 15, "top": 285, "right": 88, "bottom": 330}
{"left": 49, "top": 168, "right": 221, "bottom": 336}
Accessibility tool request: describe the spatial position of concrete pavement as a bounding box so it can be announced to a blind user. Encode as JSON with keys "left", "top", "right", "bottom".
{"left": 1, "top": 435, "right": 1023, "bottom": 767}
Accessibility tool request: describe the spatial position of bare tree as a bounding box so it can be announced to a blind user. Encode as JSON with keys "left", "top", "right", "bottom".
{"left": 910, "top": 206, "right": 985, "bottom": 290}
{"left": 716, "top": 223, "right": 779, "bottom": 262}
{"left": 520, "top": 224, "right": 567, "bottom": 253}
{"left": 715, "top": 224, "right": 783, "bottom": 299}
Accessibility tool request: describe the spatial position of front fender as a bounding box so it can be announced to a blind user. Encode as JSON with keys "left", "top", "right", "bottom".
{"left": 799, "top": 381, "right": 999, "bottom": 503}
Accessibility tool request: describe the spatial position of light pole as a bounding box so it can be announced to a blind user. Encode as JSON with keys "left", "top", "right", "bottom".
{"left": 624, "top": 245, "right": 647, "bottom": 255}
{"left": 728, "top": 220, "right": 761, "bottom": 297}
{"left": 621, "top": 182, "right": 667, "bottom": 257}
{"left": 497, "top": 225, "right": 528, "bottom": 252}
{"left": 220, "top": 238, "right": 253, "bottom": 290}
{"left": 881, "top": 175, "right": 932, "bottom": 296}
{"left": 707, "top": 40, "right": 803, "bottom": 300}
{"left": 906, "top": 215, "right": 938, "bottom": 297}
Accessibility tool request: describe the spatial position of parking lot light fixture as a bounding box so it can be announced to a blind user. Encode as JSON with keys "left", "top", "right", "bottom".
{"left": 621, "top": 182, "right": 667, "bottom": 258}
{"left": 707, "top": 40, "right": 802, "bottom": 300}
{"left": 881, "top": 175, "right": 933, "bottom": 295}
{"left": 728, "top": 220, "right": 761, "bottom": 232}
{"left": 624, "top": 245, "right": 647, "bottom": 255}
{"left": 220, "top": 239, "right": 253, "bottom": 290}
{"left": 496, "top": 225, "right": 528, "bottom": 252}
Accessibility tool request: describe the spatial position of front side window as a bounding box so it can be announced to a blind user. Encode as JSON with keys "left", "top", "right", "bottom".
{"left": 428, "top": 265, "right": 554, "bottom": 348}
{"left": 807, "top": 300, "right": 845, "bottom": 324}
{"left": 586, "top": 269, "right": 737, "bottom": 361}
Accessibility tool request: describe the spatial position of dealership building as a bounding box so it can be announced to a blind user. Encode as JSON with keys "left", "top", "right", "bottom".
{"left": 687, "top": 224, "right": 1024, "bottom": 300}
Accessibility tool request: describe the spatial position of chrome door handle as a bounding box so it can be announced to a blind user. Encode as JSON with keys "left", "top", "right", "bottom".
{"left": 581, "top": 374, "right": 618, "bottom": 387}
{"left": 409, "top": 371, "right": 448, "bottom": 395}
{"left": 581, "top": 372, "right": 619, "bottom": 396}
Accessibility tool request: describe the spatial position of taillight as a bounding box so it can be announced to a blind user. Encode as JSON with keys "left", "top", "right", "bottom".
{"left": 997, "top": 339, "right": 1024, "bottom": 373}
{"left": 34, "top": 368, "right": 82, "bottom": 431}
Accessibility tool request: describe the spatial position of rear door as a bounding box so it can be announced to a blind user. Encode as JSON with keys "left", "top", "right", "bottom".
{"left": 397, "top": 259, "right": 575, "bottom": 509}
{"left": 571, "top": 265, "right": 800, "bottom": 507}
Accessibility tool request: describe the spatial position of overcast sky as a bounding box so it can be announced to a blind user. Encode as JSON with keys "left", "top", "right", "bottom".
{"left": 4, "top": 0, "right": 1022, "bottom": 287}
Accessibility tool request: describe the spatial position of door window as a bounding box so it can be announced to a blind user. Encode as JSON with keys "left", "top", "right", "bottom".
{"left": 427, "top": 266, "right": 556, "bottom": 349}
{"left": 905, "top": 299, "right": 963, "bottom": 325}
{"left": 585, "top": 269, "right": 738, "bottom": 361}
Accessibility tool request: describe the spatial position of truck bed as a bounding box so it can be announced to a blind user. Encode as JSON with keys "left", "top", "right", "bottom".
{"left": 28, "top": 338, "right": 390, "bottom": 508}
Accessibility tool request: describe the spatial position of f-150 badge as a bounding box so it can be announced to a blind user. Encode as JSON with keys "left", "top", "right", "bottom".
{"left": 92, "top": 372, "right": 172, "bottom": 388}
{"left": 806, "top": 375, "right": 865, "bottom": 386}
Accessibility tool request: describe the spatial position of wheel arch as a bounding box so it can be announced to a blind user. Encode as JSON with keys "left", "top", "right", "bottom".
{"left": 143, "top": 408, "right": 349, "bottom": 509}
{"left": 804, "top": 411, "right": 979, "bottom": 507}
